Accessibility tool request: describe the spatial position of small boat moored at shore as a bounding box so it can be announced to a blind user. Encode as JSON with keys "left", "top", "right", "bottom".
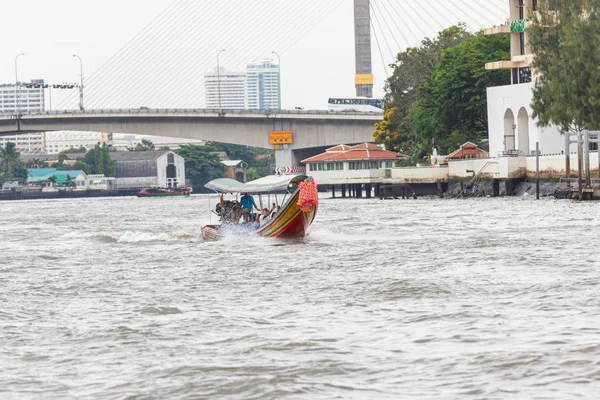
{"left": 137, "top": 186, "right": 193, "bottom": 197}
{"left": 201, "top": 174, "right": 318, "bottom": 241}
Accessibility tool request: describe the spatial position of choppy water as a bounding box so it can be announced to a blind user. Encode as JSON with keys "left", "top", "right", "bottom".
{"left": 1, "top": 195, "right": 600, "bottom": 399}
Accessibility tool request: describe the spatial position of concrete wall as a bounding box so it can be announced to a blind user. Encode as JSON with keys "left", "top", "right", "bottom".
{"left": 524, "top": 152, "right": 599, "bottom": 178}
{"left": 310, "top": 153, "right": 600, "bottom": 186}
{"left": 114, "top": 177, "right": 158, "bottom": 189}
{"left": 487, "top": 83, "right": 563, "bottom": 157}
{"left": 387, "top": 167, "right": 448, "bottom": 183}
{"left": 308, "top": 166, "right": 448, "bottom": 185}
{"left": 449, "top": 159, "right": 499, "bottom": 180}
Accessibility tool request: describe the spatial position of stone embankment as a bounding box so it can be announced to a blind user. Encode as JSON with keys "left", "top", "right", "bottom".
{"left": 447, "top": 180, "right": 563, "bottom": 198}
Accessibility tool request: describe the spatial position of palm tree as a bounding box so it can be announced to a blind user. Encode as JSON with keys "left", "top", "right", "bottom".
{"left": 26, "top": 158, "right": 42, "bottom": 168}
{"left": 0, "top": 142, "right": 21, "bottom": 174}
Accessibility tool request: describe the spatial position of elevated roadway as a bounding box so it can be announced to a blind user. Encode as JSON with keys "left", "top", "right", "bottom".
{"left": 0, "top": 109, "right": 382, "bottom": 151}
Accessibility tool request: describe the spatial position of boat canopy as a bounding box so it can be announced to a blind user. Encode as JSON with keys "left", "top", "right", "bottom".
{"left": 205, "top": 174, "right": 308, "bottom": 194}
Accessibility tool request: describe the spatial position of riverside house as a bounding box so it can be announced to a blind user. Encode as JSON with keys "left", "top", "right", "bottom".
{"left": 302, "top": 143, "right": 409, "bottom": 185}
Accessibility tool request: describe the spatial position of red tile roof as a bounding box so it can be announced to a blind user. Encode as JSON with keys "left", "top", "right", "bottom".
{"left": 325, "top": 144, "right": 351, "bottom": 153}
{"left": 446, "top": 142, "right": 486, "bottom": 160}
{"left": 301, "top": 143, "right": 408, "bottom": 163}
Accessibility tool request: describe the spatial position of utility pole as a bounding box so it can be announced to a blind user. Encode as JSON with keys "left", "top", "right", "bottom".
{"left": 354, "top": 0, "right": 373, "bottom": 98}
{"left": 73, "top": 55, "right": 84, "bottom": 111}
{"left": 535, "top": 142, "right": 540, "bottom": 200}
{"left": 14, "top": 53, "right": 25, "bottom": 114}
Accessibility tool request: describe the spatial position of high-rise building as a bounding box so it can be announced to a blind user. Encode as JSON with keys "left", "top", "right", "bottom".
{"left": 0, "top": 79, "right": 45, "bottom": 114}
{"left": 44, "top": 131, "right": 109, "bottom": 154}
{"left": 246, "top": 58, "right": 281, "bottom": 110}
{"left": 484, "top": 0, "right": 562, "bottom": 156}
{"left": 0, "top": 133, "right": 45, "bottom": 154}
{"left": 204, "top": 68, "right": 246, "bottom": 109}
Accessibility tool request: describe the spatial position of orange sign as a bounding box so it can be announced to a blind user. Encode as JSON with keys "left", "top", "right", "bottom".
{"left": 269, "top": 130, "right": 293, "bottom": 145}
{"left": 355, "top": 73, "right": 374, "bottom": 85}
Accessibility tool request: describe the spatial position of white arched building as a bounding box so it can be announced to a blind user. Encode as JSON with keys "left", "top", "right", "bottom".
{"left": 485, "top": 0, "right": 563, "bottom": 157}
{"left": 487, "top": 83, "right": 562, "bottom": 157}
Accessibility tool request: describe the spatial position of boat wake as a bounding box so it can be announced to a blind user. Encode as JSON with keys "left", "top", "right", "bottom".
{"left": 63, "top": 230, "right": 199, "bottom": 244}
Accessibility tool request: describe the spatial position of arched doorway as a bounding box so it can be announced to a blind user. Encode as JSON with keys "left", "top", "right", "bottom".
{"left": 503, "top": 109, "right": 516, "bottom": 152}
{"left": 517, "top": 107, "right": 530, "bottom": 155}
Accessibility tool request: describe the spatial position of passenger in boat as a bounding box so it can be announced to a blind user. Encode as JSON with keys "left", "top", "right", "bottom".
{"left": 240, "top": 193, "right": 259, "bottom": 223}
{"left": 217, "top": 194, "right": 242, "bottom": 223}
{"left": 259, "top": 204, "right": 277, "bottom": 227}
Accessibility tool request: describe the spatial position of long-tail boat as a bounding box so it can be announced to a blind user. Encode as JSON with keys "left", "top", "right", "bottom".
{"left": 201, "top": 174, "right": 318, "bottom": 241}
{"left": 136, "top": 186, "right": 192, "bottom": 197}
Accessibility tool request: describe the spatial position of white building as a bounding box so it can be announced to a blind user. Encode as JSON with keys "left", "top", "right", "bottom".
{"left": 204, "top": 68, "right": 246, "bottom": 109}
{"left": 44, "top": 131, "right": 109, "bottom": 154}
{"left": 302, "top": 143, "right": 409, "bottom": 184}
{"left": 0, "top": 133, "right": 45, "bottom": 154}
{"left": 0, "top": 80, "right": 45, "bottom": 115}
{"left": 111, "top": 151, "right": 186, "bottom": 189}
{"left": 485, "top": 0, "right": 563, "bottom": 157}
{"left": 246, "top": 58, "right": 281, "bottom": 110}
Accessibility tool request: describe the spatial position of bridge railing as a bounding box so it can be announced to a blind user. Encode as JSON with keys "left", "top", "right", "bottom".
{"left": 3, "top": 108, "right": 383, "bottom": 117}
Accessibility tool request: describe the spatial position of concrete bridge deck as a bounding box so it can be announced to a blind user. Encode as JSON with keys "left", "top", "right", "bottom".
{"left": 0, "top": 109, "right": 382, "bottom": 150}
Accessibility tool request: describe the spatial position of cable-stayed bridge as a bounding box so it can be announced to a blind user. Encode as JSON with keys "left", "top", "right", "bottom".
{"left": 51, "top": 0, "right": 507, "bottom": 110}
{"left": 4, "top": 0, "right": 508, "bottom": 167}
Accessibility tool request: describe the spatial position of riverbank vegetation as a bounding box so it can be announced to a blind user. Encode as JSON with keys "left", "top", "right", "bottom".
{"left": 373, "top": 24, "right": 510, "bottom": 163}
{"left": 175, "top": 143, "right": 273, "bottom": 191}
{"left": 0, "top": 142, "right": 27, "bottom": 186}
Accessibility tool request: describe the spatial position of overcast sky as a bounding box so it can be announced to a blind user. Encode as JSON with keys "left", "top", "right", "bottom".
{"left": 1, "top": 0, "right": 507, "bottom": 110}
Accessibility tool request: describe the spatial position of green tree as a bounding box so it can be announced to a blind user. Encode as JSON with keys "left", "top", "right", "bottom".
{"left": 128, "top": 139, "right": 155, "bottom": 152}
{"left": 529, "top": 0, "right": 600, "bottom": 133}
{"left": 62, "top": 146, "right": 88, "bottom": 154}
{"left": 85, "top": 143, "right": 116, "bottom": 176}
{"left": 73, "top": 160, "right": 91, "bottom": 173}
{"left": 57, "top": 152, "right": 69, "bottom": 165}
{"left": 26, "top": 158, "right": 43, "bottom": 168}
{"left": 175, "top": 145, "right": 225, "bottom": 190}
{"left": 0, "top": 142, "right": 22, "bottom": 174}
{"left": 374, "top": 24, "right": 472, "bottom": 159}
{"left": 205, "top": 143, "right": 273, "bottom": 180}
{"left": 410, "top": 31, "right": 510, "bottom": 153}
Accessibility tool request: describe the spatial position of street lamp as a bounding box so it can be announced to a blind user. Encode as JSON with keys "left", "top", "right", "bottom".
{"left": 217, "top": 49, "right": 226, "bottom": 111}
{"left": 271, "top": 51, "right": 281, "bottom": 110}
{"left": 14, "top": 53, "right": 25, "bottom": 114}
{"left": 73, "top": 54, "right": 84, "bottom": 111}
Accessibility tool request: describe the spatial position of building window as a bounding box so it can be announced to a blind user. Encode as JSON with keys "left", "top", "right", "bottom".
{"left": 167, "top": 153, "right": 175, "bottom": 164}
{"left": 519, "top": 67, "right": 532, "bottom": 83}
{"left": 512, "top": 68, "right": 519, "bottom": 84}
{"left": 369, "top": 161, "right": 379, "bottom": 169}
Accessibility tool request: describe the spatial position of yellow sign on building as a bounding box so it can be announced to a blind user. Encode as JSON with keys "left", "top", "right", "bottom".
{"left": 269, "top": 130, "right": 293, "bottom": 145}
{"left": 355, "top": 73, "right": 374, "bottom": 85}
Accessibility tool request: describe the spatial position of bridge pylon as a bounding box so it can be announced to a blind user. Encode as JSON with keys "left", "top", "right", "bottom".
{"left": 354, "top": 0, "right": 373, "bottom": 98}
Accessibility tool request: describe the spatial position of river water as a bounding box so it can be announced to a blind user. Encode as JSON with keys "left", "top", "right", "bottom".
{"left": 1, "top": 195, "right": 600, "bottom": 399}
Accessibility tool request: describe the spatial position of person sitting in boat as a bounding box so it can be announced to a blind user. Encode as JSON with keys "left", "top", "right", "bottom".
{"left": 217, "top": 194, "right": 242, "bottom": 224}
{"left": 240, "top": 193, "right": 259, "bottom": 223}
{"left": 259, "top": 204, "right": 277, "bottom": 227}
